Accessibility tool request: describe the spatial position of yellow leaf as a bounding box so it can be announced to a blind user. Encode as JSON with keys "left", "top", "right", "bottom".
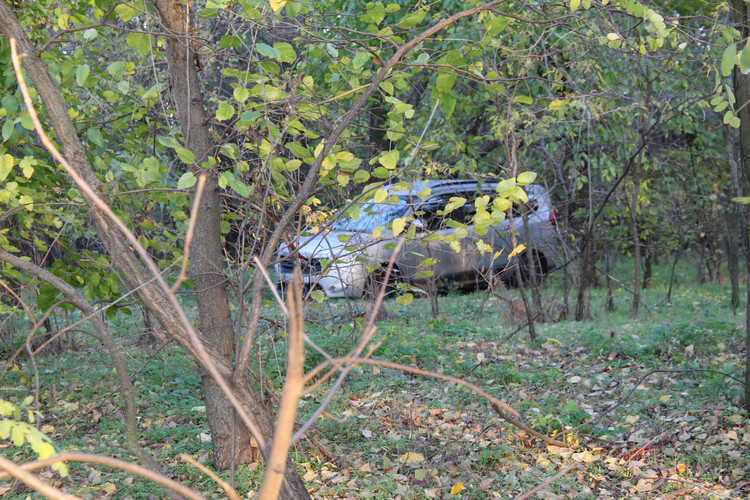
{"left": 392, "top": 218, "right": 406, "bottom": 237}
{"left": 373, "top": 189, "right": 388, "bottom": 203}
{"left": 450, "top": 482, "right": 466, "bottom": 495}
{"left": 38, "top": 442, "right": 56, "bottom": 460}
{"left": 572, "top": 449, "right": 600, "bottom": 463}
{"left": 508, "top": 244, "right": 526, "bottom": 258}
{"left": 398, "top": 452, "right": 425, "bottom": 464}
{"left": 268, "top": 0, "right": 286, "bottom": 12}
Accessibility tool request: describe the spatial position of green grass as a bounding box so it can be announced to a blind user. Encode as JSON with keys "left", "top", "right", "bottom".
{"left": 0, "top": 257, "right": 748, "bottom": 498}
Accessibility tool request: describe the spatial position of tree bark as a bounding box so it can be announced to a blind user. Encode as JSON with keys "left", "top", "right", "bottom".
{"left": 724, "top": 126, "right": 741, "bottom": 313}
{"left": 630, "top": 157, "right": 642, "bottom": 317}
{"left": 151, "top": 0, "right": 257, "bottom": 471}
{"left": 730, "top": 0, "right": 750, "bottom": 413}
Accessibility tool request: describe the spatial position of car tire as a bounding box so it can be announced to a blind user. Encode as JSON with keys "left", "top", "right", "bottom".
{"left": 517, "top": 250, "right": 547, "bottom": 286}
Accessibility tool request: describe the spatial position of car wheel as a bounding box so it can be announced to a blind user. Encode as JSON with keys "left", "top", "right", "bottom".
{"left": 517, "top": 250, "right": 547, "bottom": 286}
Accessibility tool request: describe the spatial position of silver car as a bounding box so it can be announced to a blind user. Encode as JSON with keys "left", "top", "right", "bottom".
{"left": 275, "top": 180, "right": 559, "bottom": 298}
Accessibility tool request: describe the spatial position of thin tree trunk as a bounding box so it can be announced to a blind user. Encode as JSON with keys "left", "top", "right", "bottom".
{"left": 605, "top": 250, "right": 616, "bottom": 312}
{"left": 151, "top": 0, "right": 259, "bottom": 471}
{"left": 724, "top": 126, "right": 741, "bottom": 312}
{"left": 730, "top": 0, "right": 750, "bottom": 413}
{"left": 630, "top": 157, "right": 642, "bottom": 317}
{"left": 666, "top": 246, "right": 681, "bottom": 304}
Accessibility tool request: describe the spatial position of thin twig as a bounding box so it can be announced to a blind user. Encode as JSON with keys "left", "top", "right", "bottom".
{"left": 514, "top": 464, "right": 576, "bottom": 500}
{"left": 0, "top": 455, "right": 79, "bottom": 500}
{"left": 257, "top": 268, "right": 306, "bottom": 500}
{"left": 0, "top": 452, "right": 204, "bottom": 500}
{"left": 171, "top": 172, "right": 207, "bottom": 293}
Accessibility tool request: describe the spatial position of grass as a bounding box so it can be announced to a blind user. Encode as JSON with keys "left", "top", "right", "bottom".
{"left": 0, "top": 257, "right": 748, "bottom": 498}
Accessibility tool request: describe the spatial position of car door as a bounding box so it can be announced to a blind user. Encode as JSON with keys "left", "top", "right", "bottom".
{"left": 398, "top": 188, "right": 479, "bottom": 285}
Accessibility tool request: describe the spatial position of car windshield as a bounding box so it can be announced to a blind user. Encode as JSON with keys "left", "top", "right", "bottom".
{"left": 331, "top": 198, "right": 409, "bottom": 232}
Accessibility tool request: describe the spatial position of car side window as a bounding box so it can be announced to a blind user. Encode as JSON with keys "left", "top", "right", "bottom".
{"left": 416, "top": 192, "right": 477, "bottom": 231}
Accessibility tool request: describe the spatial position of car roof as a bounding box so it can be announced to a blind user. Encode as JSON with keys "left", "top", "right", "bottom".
{"left": 384, "top": 179, "right": 544, "bottom": 198}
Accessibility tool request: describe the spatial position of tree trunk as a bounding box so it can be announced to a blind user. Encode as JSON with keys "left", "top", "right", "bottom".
{"left": 605, "top": 250, "right": 616, "bottom": 312}
{"left": 151, "top": 0, "right": 258, "bottom": 471}
{"left": 730, "top": 0, "right": 750, "bottom": 413}
{"left": 630, "top": 157, "right": 642, "bottom": 317}
{"left": 724, "top": 126, "right": 741, "bottom": 312}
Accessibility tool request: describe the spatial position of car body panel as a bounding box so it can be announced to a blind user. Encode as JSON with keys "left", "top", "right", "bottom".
{"left": 275, "top": 180, "right": 558, "bottom": 298}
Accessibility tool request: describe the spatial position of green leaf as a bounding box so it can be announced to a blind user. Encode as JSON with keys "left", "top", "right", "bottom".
{"left": 436, "top": 71, "right": 457, "bottom": 93}
{"left": 517, "top": 172, "right": 537, "bottom": 185}
{"left": 496, "top": 178, "right": 516, "bottom": 197}
{"left": 352, "top": 170, "right": 370, "bottom": 183}
{"left": 115, "top": 3, "right": 139, "bottom": 21}
{"left": 397, "top": 10, "right": 426, "bottom": 28}
{"left": 256, "top": 42, "right": 281, "bottom": 59}
{"left": 732, "top": 196, "right": 750, "bottom": 204}
{"left": 177, "top": 172, "right": 197, "bottom": 190}
{"left": 10, "top": 424, "right": 24, "bottom": 446}
{"left": 233, "top": 87, "right": 250, "bottom": 103}
{"left": 126, "top": 33, "right": 150, "bottom": 57}
{"left": 570, "top": 0, "right": 581, "bottom": 11}
{"left": 395, "top": 293, "right": 413, "bottom": 306}
{"left": 157, "top": 136, "right": 180, "bottom": 149}
{"left": 440, "top": 93, "right": 456, "bottom": 118}
{"left": 741, "top": 46, "right": 750, "bottom": 74}
{"left": 2, "top": 120, "right": 14, "bottom": 142}
{"left": 274, "top": 42, "right": 296, "bottom": 63}
{"left": 378, "top": 150, "right": 399, "bottom": 170}
{"left": 352, "top": 51, "right": 371, "bottom": 69}
{"left": 87, "top": 128, "right": 105, "bottom": 149}
{"left": 0, "top": 154, "right": 13, "bottom": 181}
{"left": 310, "top": 290, "right": 325, "bottom": 303}
{"left": 516, "top": 95, "right": 533, "bottom": 105}
{"left": 75, "top": 64, "right": 90, "bottom": 86}
{"left": 216, "top": 101, "right": 235, "bottom": 121}
{"left": 175, "top": 147, "right": 196, "bottom": 164}
{"left": 485, "top": 16, "right": 511, "bottom": 35}
{"left": 721, "top": 43, "right": 737, "bottom": 77}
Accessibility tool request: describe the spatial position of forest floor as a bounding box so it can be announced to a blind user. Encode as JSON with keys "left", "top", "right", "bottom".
{"left": 0, "top": 262, "right": 748, "bottom": 499}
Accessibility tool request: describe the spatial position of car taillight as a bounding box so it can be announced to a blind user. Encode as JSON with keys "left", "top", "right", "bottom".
{"left": 549, "top": 210, "right": 557, "bottom": 226}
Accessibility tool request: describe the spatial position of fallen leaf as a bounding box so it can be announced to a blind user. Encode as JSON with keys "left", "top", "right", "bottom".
{"left": 450, "top": 482, "right": 466, "bottom": 495}
{"left": 399, "top": 452, "right": 425, "bottom": 464}
{"left": 572, "top": 450, "right": 600, "bottom": 463}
